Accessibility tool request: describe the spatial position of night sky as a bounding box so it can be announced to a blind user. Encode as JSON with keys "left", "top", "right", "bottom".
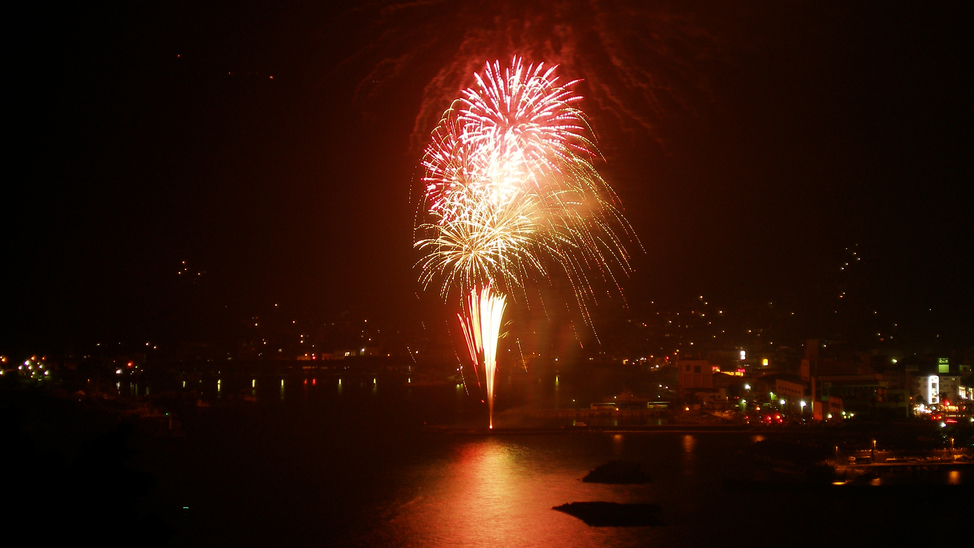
{"left": 6, "top": 1, "right": 971, "bottom": 352}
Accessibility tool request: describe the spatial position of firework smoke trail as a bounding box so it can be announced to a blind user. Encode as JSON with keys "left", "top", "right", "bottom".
{"left": 351, "top": 1, "right": 714, "bottom": 149}
{"left": 415, "top": 57, "right": 636, "bottom": 428}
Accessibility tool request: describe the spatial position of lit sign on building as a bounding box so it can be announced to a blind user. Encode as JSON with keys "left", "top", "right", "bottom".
{"left": 925, "top": 375, "right": 940, "bottom": 405}
{"left": 938, "top": 358, "right": 949, "bottom": 374}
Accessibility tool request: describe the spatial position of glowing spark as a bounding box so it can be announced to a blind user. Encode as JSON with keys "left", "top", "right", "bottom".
{"left": 417, "top": 57, "right": 634, "bottom": 320}
{"left": 415, "top": 57, "right": 636, "bottom": 428}
{"left": 458, "top": 286, "right": 506, "bottom": 429}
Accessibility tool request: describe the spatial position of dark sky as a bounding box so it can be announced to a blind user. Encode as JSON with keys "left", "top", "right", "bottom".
{"left": 6, "top": 1, "right": 971, "bottom": 352}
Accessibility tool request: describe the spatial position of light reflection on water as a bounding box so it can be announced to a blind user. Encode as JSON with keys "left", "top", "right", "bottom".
{"left": 612, "top": 434, "right": 625, "bottom": 455}
{"left": 142, "top": 412, "right": 974, "bottom": 548}
{"left": 353, "top": 436, "right": 658, "bottom": 548}
{"left": 136, "top": 384, "right": 972, "bottom": 547}
{"left": 350, "top": 435, "right": 970, "bottom": 547}
{"left": 680, "top": 434, "right": 697, "bottom": 476}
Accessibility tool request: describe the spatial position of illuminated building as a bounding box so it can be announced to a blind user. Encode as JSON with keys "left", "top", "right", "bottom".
{"left": 676, "top": 359, "right": 714, "bottom": 398}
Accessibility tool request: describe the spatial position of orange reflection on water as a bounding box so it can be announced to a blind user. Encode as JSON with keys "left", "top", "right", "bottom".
{"left": 386, "top": 437, "right": 603, "bottom": 547}
{"left": 612, "top": 434, "right": 625, "bottom": 455}
{"left": 452, "top": 439, "right": 524, "bottom": 536}
{"left": 680, "top": 434, "right": 698, "bottom": 474}
{"left": 439, "top": 438, "right": 550, "bottom": 546}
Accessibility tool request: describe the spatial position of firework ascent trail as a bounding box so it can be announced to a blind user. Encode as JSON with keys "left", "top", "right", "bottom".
{"left": 414, "top": 57, "right": 636, "bottom": 428}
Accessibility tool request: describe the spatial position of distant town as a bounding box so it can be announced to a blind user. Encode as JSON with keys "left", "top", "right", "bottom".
{"left": 5, "top": 294, "right": 971, "bottom": 429}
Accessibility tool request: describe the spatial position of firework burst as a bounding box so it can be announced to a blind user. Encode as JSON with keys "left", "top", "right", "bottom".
{"left": 417, "top": 58, "right": 635, "bottom": 319}
{"left": 415, "top": 57, "right": 636, "bottom": 427}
